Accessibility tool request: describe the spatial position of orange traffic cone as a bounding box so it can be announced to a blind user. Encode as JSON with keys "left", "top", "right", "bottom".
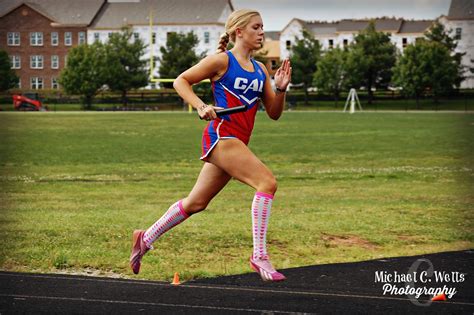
{"left": 431, "top": 293, "right": 447, "bottom": 301}
{"left": 171, "top": 272, "right": 180, "bottom": 285}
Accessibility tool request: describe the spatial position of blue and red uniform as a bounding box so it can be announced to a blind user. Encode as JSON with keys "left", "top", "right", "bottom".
{"left": 201, "top": 50, "right": 266, "bottom": 161}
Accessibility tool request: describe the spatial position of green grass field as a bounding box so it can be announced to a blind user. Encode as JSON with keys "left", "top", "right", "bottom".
{"left": 0, "top": 112, "right": 473, "bottom": 281}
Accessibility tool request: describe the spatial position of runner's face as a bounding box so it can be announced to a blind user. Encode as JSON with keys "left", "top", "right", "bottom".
{"left": 239, "top": 15, "right": 264, "bottom": 50}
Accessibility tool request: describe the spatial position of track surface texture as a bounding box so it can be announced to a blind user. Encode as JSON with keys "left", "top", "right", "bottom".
{"left": 1, "top": 250, "right": 473, "bottom": 314}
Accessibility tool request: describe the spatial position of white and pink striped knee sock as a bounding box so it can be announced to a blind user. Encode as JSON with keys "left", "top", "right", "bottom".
{"left": 143, "top": 200, "right": 190, "bottom": 248}
{"left": 251, "top": 192, "right": 273, "bottom": 260}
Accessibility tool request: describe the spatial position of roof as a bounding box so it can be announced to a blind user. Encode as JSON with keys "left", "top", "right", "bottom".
{"left": 306, "top": 21, "right": 338, "bottom": 36}
{"left": 90, "top": 0, "right": 233, "bottom": 28}
{"left": 264, "top": 31, "right": 280, "bottom": 41}
{"left": 447, "top": 0, "right": 474, "bottom": 20}
{"left": 399, "top": 20, "right": 433, "bottom": 34}
{"left": 280, "top": 18, "right": 305, "bottom": 34}
{"left": 0, "top": 0, "right": 105, "bottom": 25}
{"left": 284, "top": 17, "right": 431, "bottom": 36}
{"left": 336, "top": 20, "right": 368, "bottom": 32}
{"left": 374, "top": 18, "right": 402, "bottom": 32}
{"left": 337, "top": 18, "right": 402, "bottom": 33}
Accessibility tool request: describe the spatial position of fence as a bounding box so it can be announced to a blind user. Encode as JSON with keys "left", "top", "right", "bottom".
{"left": 1, "top": 89, "right": 473, "bottom": 111}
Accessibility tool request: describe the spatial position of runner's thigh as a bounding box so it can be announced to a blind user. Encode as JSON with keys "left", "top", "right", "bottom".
{"left": 207, "top": 139, "right": 275, "bottom": 192}
{"left": 183, "top": 162, "right": 232, "bottom": 212}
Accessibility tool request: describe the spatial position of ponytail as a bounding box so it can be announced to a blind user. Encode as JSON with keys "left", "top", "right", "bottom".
{"left": 216, "top": 32, "right": 230, "bottom": 53}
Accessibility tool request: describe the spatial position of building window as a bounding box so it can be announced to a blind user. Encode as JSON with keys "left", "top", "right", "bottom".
{"left": 78, "top": 32, "right": 86, "bottom": 44}
{"left": 134, "top": 32, "right": 139, "bottom": 42}
{"left": 51, "top": 55, "right": 59, "bottom": 69}
{"left": 8, "top": 32, "right": 20, "bottom": 46}
{"left": 11, "top": 55, "right": 21, "bottom": 69}
{"left": 271, "top": 60, "right": 277, "bottom": 70}
{"left": 51, "top": 77, "right": 59, "bottom": 89}
{"left": 30, "top": 32, "right": 43, "bottom": 46}
{"left": 286, "top": 40, "right": 291, "bottom": 49}
{"left": 204, "top": 32, "right": 210, "bottom": 44}
{"left": 31, "top": 77, "right": 43, "bottom": 89}
{"left": 64, "top": 55, "right": 68, "bottom": 66}
{"left": 343, "top": 39, "right": 348, "bottom": 47}
{"left": 166, "top": 32, "right": 176, "bottom": 41}
{"left": 455, "top": 28, "right": 462, "bottom": 40}
{"left": 402, "top": 38, "right": 408, "bottom": 48}
{"left": 94, "top": 32, "right": 100, "bottom": 42}
{"left": 51, "top": 32, "right": 59, "bottom": 46}
{"left": 65, "top": 32, "right": 72, "bottom": 45}
{"left": 328, "top": 39, "right": 334, "bottom": 49}
{"left": 152, "top": 32, "right": 156, "bottom": 44}
{"left": 30, "top": 55, "right": 44, "bottom": 69}
{"left": 108, "top": 32, "right": 113, "bottom": 39}
{"left": 17, "top": 79, "right": 21, "bottom": 89}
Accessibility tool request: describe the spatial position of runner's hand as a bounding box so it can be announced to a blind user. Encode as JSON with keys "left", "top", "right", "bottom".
{"left": 274, "top": 58, "right": 292, "bottom": 91}
{"left": 198, "top": 105, "right": 224, "bottom": 121}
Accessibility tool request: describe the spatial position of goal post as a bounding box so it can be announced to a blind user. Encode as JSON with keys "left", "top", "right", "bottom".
{"left": 343, "top": 88, "right": 363, "bottom": 114}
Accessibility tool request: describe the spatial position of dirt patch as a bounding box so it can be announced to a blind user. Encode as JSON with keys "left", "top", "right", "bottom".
{"left": 321, "top": 233, "right": 379, "bottom": 249}
{"left": 268, "top": 239, "right": 289, "bottom": 248}
{"left": 396, "top": 235, "right": 426, "bottom": 244}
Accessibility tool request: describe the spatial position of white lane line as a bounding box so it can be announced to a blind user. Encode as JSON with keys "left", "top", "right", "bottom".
{"left": 1, "top": 272, "right": 473, "bottom": 306}
{"left": 0, "top": 294, "right": 301, "bottom": 314}
{"left": 1, "top": 272, "right": 168, "bottom": 286}
{"left": 182, "top": 284, "right": 474, "bottom": 306}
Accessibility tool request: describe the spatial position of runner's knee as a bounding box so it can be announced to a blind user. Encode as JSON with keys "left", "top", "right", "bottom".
{"left": 182, "top": 197, "right": 208, "bottom": 214}
{"left": 257, "top": 174, "right": 277, "bottom": 195}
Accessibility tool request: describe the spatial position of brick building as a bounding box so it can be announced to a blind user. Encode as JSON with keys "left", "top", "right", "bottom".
{"left": 0, "top": 0, "right": 104, "bottom": 90}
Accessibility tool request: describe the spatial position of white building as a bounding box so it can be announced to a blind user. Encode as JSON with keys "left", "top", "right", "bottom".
{"left": 439, "top": 0, "right": 474, "bottom": 89}
{"left": 280, "top": 18, "right": 433, "bottom": 60}
{"left": 88, "top": 0, "right": 233, "bottom": 87}
{"left": 280, "top": 0, "right": 474, "bottom": 89}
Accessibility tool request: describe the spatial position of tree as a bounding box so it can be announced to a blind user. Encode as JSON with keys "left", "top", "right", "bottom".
{"left": 104, "top": 27, "right": 148, "bottom": 105}
{"left": 424, "top": 21, "right": 465, "bottom": 88}
{"left": 313, "top": 47, "right": 350, "bottom": 107}
{"left": 392, "top": 40, "right": 457, "bottom": 107}
{"left": 392, "top": 41, "right": 430, "bottom": 109}
{"left": 424, "top": 41, "right": 458, "bottom": 102}
{"left": 289, "top": 29, "right": 321, "bottom": 105}
{"left": 349, "top": 21, "right": 397, "bottom": 104}
{"left": 0, "top": 50, "right": 19, "bottom": 92}
{"left": 59, "top": 42, "right": 107, "bottom": 109}
{"left": 159, "top": 32, "right": 203, "bottom": 89}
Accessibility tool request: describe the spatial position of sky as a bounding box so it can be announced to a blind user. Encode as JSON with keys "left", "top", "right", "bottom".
{"left": 232, "top": 0, "right": 452, "bottom": 31}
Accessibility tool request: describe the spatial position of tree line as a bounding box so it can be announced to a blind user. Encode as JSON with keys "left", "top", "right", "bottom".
{"left": 295, "top": 21, "right": 466, "bottom": 108}
{"left": 0, "top": 21, "right": 468, "bottom": 109}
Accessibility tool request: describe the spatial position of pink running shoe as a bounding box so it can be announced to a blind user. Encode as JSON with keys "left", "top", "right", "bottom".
{"left": 130, "top": 230, "right": 151, "bottom": 274}
{"left": 250, "top": 256, "right": 286, "bottom": 282}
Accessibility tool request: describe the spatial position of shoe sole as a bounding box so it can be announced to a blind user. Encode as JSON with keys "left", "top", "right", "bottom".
{"left": 250, "top": 260, "right": 285, "bottom": 282}
{"left": 130, "top": 230, "right": 144, "bottom": 274}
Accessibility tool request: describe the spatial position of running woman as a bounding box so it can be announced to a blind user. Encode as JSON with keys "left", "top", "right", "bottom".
{"left": 130, "top": 9, "right": 292, "bottom": 282}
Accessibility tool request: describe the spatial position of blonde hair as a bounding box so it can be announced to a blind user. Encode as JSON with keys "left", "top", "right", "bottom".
{"left": 216, "top": 9, "right": 261, "bottom": 53}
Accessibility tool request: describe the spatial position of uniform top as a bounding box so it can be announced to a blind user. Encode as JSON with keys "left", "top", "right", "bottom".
{"left": 210, "top": 50, "right": 266, "bottom": 142}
